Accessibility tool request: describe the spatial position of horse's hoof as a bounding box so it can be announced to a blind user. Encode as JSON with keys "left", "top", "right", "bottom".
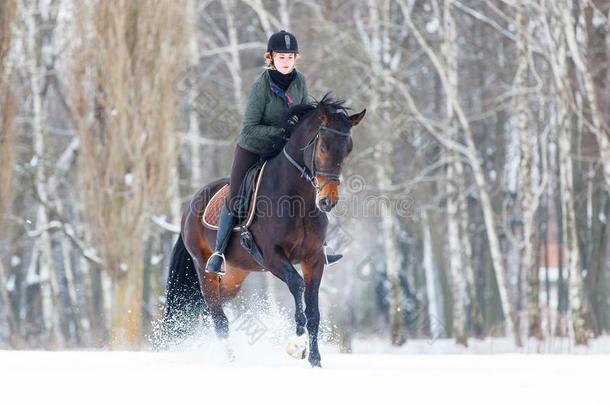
{"left": 226, "top": 348, "right": 236, "bottom": 362}
{"left": 285, "top": 334, "right": 309, "bottom": 360}
{"left": 309, "top": 359, "right": 322, "bottom": 368}
{"left": 222, "top": 339, "right": 236, "bottom": 362}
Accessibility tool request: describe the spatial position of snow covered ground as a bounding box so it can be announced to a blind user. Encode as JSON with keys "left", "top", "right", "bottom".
{"left": 3, "top": 301, "right": 609, "bottom": 404}
{"left": 3, "top": 304, "right": 609, "bottom": 404}
{"left": 2, "top": 340, "right": 609, "bottom": 405}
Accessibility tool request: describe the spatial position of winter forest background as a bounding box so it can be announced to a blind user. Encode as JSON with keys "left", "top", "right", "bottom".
{"left": 0, "top": 0, "right": 609, "bottom": 352}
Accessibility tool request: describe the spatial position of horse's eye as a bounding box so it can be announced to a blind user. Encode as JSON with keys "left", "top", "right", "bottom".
{"left": 320, "top": 143, "right": 328, "bottom": 153}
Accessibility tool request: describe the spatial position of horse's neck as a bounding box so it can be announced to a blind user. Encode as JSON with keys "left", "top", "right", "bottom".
{"left": 265, "top": 124, "right": 316, "bottom": 201}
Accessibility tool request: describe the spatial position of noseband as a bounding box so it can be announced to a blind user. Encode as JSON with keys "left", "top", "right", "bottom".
{"left": 283, "top": 124, "right": 351, "bottom": 195}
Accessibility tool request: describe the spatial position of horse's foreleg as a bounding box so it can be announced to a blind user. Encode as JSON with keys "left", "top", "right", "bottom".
{"left": 276, "top": 259, "right": 310, "bottom": 360}
{"left": 301, "top": 252, "right": 325, "bottom": 367}
{"left": 269, "top": 257, "right": 306, "bottom": 331}
{"left": 280, "top": 260, "right": 307, "bottom": 336}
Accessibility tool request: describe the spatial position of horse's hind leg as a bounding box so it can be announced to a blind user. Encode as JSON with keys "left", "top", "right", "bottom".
{"left": 185, "top": 225, "right": 230, "bottom": 340}
{"left": 187, "top": 241, "right": 230, "bottom": 339}
{"left": 196, "top": 266, "right": 237, "bottom": 361}
{"left": 197, "top": 269, "right": 229, "bottom": 339}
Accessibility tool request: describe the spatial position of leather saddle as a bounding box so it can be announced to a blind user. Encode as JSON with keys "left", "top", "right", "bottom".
{"left": 202, "top": 161, "right": 268, "bottom": 231}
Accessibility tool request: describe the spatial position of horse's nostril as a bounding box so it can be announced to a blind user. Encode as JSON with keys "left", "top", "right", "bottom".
{"left": 319, "top": 197, "right": 332, "bottom": 211}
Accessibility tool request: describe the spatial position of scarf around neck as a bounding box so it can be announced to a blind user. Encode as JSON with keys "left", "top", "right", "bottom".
{"left": 269, "top": 68, "right": 296, "bottom": 92}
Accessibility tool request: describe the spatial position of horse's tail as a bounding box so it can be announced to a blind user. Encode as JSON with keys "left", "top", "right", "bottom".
{"left": 159, "top": 234, "right": 207, "bottom": 343}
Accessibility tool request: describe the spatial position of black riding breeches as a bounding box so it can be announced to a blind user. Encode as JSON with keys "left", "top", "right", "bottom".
{"left": 228, "top": 144, "right": 262, "bottom": 216}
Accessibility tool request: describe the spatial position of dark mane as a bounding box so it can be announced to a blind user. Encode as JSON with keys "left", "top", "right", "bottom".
{"left": 281, "top": 92, "right": 352, "bottom": 136}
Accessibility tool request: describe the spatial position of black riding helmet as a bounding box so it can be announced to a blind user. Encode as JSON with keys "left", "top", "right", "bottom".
{"left": 267, "top": 30, "right": 299, "bottom": 53}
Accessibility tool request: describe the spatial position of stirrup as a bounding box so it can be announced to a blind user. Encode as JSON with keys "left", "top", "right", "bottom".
{"left": 205, "top": 251, "right": 226, "bottom": 276}
{"left": 325, "top": 254, "right": 343, "bottom": 266}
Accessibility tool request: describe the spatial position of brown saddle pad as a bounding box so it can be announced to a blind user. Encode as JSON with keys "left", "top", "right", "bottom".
{"left": 202, "top": 161, "right": 268, "bottom": 231}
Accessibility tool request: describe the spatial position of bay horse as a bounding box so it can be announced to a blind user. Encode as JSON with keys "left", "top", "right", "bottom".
{"left": 162, "top": 93, "right": 366, "bottom": 367}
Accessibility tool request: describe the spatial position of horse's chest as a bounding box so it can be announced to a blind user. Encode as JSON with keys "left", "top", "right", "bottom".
{"left": 289, "top": 212, "right": 327, "bottom": 261}
{"left": 303, "top": 212, "right": 327, "bottom": 240}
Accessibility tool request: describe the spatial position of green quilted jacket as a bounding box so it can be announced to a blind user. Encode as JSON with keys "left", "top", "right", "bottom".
{"left": 237, "top": 69, "right": 309, "bottom": 155}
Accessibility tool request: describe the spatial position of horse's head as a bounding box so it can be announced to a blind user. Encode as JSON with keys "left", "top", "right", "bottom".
{"left": 283, "top": 93, "right": 366, "bottom": 212}
{"left": 312, "top": 97, "right": 366, "bottom": 211}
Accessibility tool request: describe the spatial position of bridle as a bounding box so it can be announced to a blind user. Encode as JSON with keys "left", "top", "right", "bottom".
{"left": 283, "top": 123, "right": 351, "bottom": 196}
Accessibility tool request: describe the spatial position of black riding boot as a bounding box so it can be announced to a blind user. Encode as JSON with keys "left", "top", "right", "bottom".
{"left": 323, "top": 242, "right": 343, "bottom": 266}
{"left": 205, "top": 202, "right": 236, "bottom": 276}
{"left": 325, "top": 253, "right": 343, "bottom": 266}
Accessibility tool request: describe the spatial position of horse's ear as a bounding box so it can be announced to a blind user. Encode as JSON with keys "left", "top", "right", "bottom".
{"left": 349, "top": 109, "right": 366, "bottom": 127}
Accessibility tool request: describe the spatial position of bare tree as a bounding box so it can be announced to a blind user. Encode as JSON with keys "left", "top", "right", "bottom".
{"left": 363, "top": 0, "right": 407, "bottom": 346}
{"left": 69, "top": 0, "right": 188, "bottom": 347}
{"left": 399, "top": 0, "right": 522, "bottom": 346}
{"left": 541, "top": 0, "right": 589, "bottom": 344}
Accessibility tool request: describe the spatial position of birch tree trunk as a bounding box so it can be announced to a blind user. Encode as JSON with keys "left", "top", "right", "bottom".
{"left": 365, "top": 0, "right": 406, "bottom": 346}
{"left": 422, "top": 210, "right": 442, "bottom": 340}
{"left": 558, "top": 112, "right": 589, "bottom": 345}
{"left": 443, "top": 0, "right": 467, "bottom": 346}
{"left": 455, "top": 161, "right": 482, "bottom": 336}
{"left": 515, "top": 1, "right": 544, "bottom": 340}
{"left": 446, "top": 158, "right": 467, "bottom": 344}
{"left": 24, "top": 0, "right": 64, "bottom": 346}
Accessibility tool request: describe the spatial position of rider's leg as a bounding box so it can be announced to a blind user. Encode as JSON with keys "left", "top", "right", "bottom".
{"left": 205, "top": 145, "right": 261, "bottom": 276}
{"left": 227, "top": 145, "right": 262, "bottom": 217}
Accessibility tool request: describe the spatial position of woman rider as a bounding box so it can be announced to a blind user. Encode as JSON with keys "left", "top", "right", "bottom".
{"left": 204, "top": 30, "right": 341, "bottom": 276}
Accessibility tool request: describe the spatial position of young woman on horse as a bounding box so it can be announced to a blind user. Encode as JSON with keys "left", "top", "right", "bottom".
{"left": 204, "top": 30, "right": 340, "bottom": 276}
{"left": 162, "top": 31, "right": 366, "bottom": 363}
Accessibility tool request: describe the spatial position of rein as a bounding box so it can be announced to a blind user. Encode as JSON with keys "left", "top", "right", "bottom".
{"left": 282, "top": 123, "right": 351, "bottom": 195}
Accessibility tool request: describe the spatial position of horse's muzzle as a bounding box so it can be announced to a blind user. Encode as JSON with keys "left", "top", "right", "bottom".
{"left": 315, "top": 175, "right": 340, "bottom": 212}
{"left": 318, "top": 196, "right": 336, "bottom": 212}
